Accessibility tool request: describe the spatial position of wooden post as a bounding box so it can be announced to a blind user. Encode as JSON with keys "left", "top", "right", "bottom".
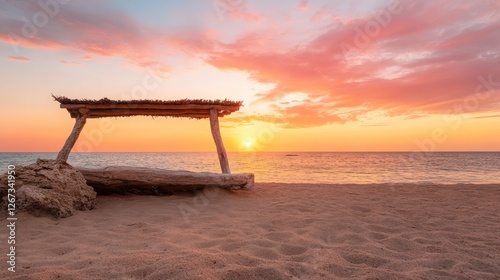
{"left": 56, "top": 109, "right": 89, "bottom": 162}
{"left": 209, "top": 109, "right": 231, "bottom": 174}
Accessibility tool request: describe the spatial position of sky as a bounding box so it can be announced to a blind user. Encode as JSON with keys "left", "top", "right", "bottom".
{"left": 0, "top": 0, "right": 499, "bottom": 152}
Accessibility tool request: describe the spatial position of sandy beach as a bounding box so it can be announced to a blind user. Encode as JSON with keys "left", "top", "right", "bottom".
{"left": 2, "top": 183, "right": 500, "bottom": 280}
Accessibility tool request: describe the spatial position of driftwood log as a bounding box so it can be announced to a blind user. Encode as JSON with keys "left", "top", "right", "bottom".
{"left": 77, "top": 166, "right": 254, "bottom": 195}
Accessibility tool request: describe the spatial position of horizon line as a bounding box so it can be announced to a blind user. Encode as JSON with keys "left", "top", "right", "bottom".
{"left": 1, "top": 151, "right": 499, "bottom": 153}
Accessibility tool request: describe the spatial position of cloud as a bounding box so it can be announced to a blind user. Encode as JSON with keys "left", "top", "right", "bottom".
{"left": 211, "top": 0, "right": 264, "bottom": 22}
{"left": 361, "top": 123, "right": 388, "bottom": 127}
{"left": 6, "top": 56, "right": 30, "bottom": 62}
{"left": 60, "top": 60, "right": 80, "bottom": 66}
{"left": 0, "top": 1, "right": 167, "bottom": 73}
{"left": 297, "top": 0, "right": 309, "bottom": 11}
{"left": 0, "top": 0, "right": 498, "bottom": 129}
{"left": 193, "top": 0, "right": 500, "bottom": 127}
{"left": 473, "top": 114, "right": 500, "bottom": 119}
{"left": 225, "top": 100, "right": 364, "bottom": 128}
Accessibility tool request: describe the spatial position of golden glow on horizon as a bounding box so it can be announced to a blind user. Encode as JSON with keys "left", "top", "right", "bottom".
{"left": 0, "top": 110, "right": 499, "bottom": 152}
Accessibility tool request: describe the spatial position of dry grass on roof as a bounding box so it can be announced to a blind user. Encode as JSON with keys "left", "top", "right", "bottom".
{"left": 52, "top": 94, "right": 243, "bottom": 107}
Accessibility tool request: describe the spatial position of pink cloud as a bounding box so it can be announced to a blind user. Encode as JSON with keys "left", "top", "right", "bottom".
{"left": 195, "top": 0, "right": 500, "bottom": 127}
{"left": 0, "top": 1, "right": 166, "bottom": 72}
{"left": 6, "top": 56, "right": 30, "bottom": 62}
{"left": 60, "top": 60, "right": 80, "bottom": 66}
{"left": 297, "top": 0, "right": 309, "bottom": 11}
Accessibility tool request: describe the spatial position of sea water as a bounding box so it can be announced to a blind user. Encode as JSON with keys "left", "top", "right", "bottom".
{"left": 1, "top": 152, "right": 499, "bottom": 184}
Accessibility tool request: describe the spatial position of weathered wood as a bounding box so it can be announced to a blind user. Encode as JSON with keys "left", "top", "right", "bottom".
{"left": 61, "top": 103, "right": 241, "bottom": 111}
{"left": 54, "top": 97, "right": 248, "bottom": 180}
{"left": 77, "top": 166, "right": 254, "bottom": 194}
{"left": 209, "top": 109, "right": 231, "bottom": 174}
{"left": 56, "top": 110, "right": 88, "bottom": 162}
{"left": 66, "top": 109, "right": 228, "bottom": 119}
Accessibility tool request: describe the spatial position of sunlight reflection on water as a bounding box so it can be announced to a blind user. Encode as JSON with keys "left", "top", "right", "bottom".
{"left": 1, "top": 152, "right": 499, "bottom": 184}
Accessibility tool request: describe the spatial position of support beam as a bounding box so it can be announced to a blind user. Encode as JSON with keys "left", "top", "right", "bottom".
{"left": 56, "top": 109, "right": 88, "bottom": 162}
{"left": 65, "top": 109, "right": 227, "bottom": 119}
{"left": 60, "top": 103, "right": 241, "bottom": 111}
{"left": 209, "top": 109, "right": 231, "bottom": 174}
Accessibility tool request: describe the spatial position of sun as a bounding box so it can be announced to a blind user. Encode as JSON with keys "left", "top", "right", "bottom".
{"left": 243, "top": 140, "right": 253, "bottom": 148}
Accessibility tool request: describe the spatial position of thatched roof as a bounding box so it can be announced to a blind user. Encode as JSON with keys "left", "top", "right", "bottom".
{"left": 53, "top": 95, "right": 243, "bottom": 119}
{"left": 53, "top": 95, "right": 242, "bottom": 107}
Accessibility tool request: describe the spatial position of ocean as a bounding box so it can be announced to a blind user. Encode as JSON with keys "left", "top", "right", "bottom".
{"left": 1, "top": 152, "right": 499, "bottom": 184}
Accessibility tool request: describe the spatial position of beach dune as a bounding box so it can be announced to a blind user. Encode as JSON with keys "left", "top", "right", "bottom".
{"left": 2, "top": 183, "right": 499, "bottom": 279}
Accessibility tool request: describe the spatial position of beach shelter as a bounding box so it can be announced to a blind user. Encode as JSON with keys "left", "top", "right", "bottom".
{"left": 52, "top": 95, "right": 254, "bottom": 192}
{"left": 53, "top": 95, "right": 241, "bottom": 173}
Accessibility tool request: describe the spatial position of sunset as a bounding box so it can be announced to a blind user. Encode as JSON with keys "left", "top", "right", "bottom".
{"left": 1, "top": 0, "right": 499, "bottom": 152}
{"left": 1, "top": 1, "right": 499, "bottom": 279}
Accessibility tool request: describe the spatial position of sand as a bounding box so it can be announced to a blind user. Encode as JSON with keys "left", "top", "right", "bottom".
{"left": 2, "top": 183, "right": 500, "bottom": 280}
